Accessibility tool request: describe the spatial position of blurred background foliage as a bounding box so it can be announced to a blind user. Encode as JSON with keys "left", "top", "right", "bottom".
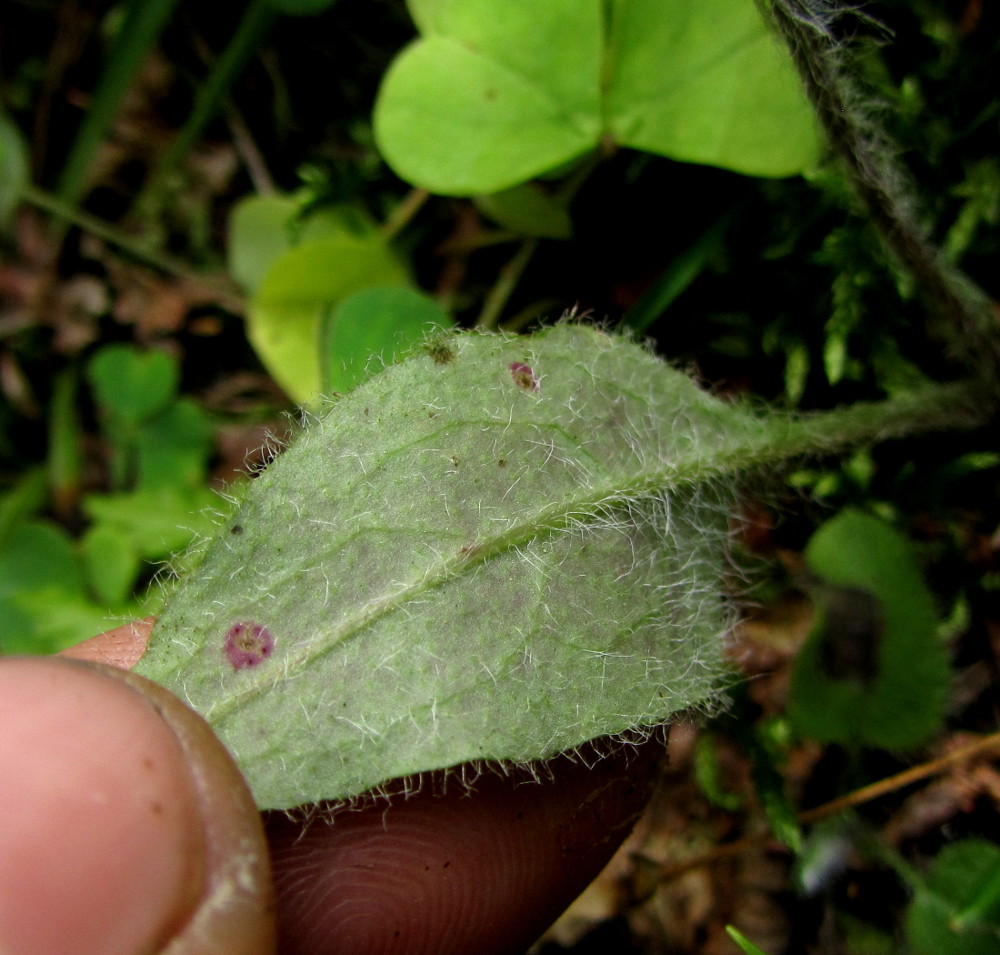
{"left": 0, "top": 0, "right": 998, "bottom": 951}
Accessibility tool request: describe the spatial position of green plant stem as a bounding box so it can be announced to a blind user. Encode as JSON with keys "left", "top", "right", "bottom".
{"left": 476, "top": 237, "right": 539, "bottom": 330}
{"left": 380, "top": 188, "right": 429, "bottom": 242}
{"left": 436, "top": 229, "right": 520, "bottom": 253}
{"left": 55, "top": 0, "right": 181, "bottom": 207}
{"left": 227, "top": 109, "right": 277, "bottom": 195}
{"left": 765, "top": 0, "right": 1000, "bottom": 385}
{"left": 851, "top": 827, "right": 926, "bottom": 894}
{"left": 25, "top": 185, "right": 190, "bottom": 275}
{"left": 745, "top": 381, "right": 986, "bottom": 471}
{"left": 23, "top": 185, "right": 244, "bottom": 306}
{"left": 661, "top": 380, "right": 986, "bottom": 493}
{"left": 500, "top": 297, "right": 563, "bottom": 333}
{"left": 132, "top": 0, "right": 278, "bottom": 220}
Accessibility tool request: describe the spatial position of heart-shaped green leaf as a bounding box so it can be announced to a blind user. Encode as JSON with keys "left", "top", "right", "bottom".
{"left": 133, "top": 399, "right": 214, "bottom": 491}
{"left": 320, "top": 285, "right": 454, "bottom": 393}
{"left": 247, "top": 233, "right": 409, "bottom": 402}
{"left": 605, "top": 0, "right": 820, "bottom": 177}
{"left": 788, "top": 509, "right": 949, "bottom": 749}
{"left": 87, "top": 346, "right": 179, "bottom": 427}
{"left": 376, "top": 0, "right": 602, "bottom": 195}
{"left": 374, "top": 0, "right": 819, "bottom": 195}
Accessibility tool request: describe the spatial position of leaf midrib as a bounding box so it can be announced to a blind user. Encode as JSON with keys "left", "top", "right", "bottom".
{"left": 199, "top": 377, "right": 979, "bottom": 725}
{"left": 200, "top": 453, "right": 726, "bottom": 724}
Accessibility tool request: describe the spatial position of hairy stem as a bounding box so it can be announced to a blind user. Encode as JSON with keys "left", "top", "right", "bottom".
{"left": 744, "top": 380, "right": 984, "bottom": 470}
{"left": 764, "top": 0, "right": 1000, "bottom": 391}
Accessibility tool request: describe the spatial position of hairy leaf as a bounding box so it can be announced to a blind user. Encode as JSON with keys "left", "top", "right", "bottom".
{"left": 135, "top": 326, "right": 980, "bottom": 809}
{"left": 137, "top": 325, "right": 767, "bottom": 808}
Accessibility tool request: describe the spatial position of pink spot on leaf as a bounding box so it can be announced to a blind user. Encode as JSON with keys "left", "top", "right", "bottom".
{"left": 509, "top": 362, "right": 539, "bottom": 391}
{"left": 224, "top": 621, "right": 274, "bottom": 670}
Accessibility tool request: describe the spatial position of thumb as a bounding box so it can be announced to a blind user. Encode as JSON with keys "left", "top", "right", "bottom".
{"left": 0, "top": 654, "right": 274, "bottom": 954}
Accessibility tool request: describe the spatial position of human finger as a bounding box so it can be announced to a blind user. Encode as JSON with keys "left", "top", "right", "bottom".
{"left": 0, "top": 654, "right": 274, "bottom": 954}
{"left": 265, "top": 737, "right": 661, "bottom": 955}
{"left": 65, "top": 623, "right": 661, "bottom": 953}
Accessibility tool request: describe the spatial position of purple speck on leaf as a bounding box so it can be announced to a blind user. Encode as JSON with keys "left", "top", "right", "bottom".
{"left": 509, "top": 362, "right": 539, "bottom": 391}
{"left": 224, "top": 621, "right": 275, "bottom": 670}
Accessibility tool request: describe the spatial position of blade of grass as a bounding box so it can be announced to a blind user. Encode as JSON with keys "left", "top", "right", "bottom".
{"left": 726, "top": 926, "right": 770, "bottom": 955}
{"left": 132, "top": 0, "right": 278, "bottom": 221}
{"left": 23, "top": 185, "right": 244, "bottom": 308}
{"left": 619, "top": 209, "right": 736, "bottom": 334}
{"left": 55, "top": 0, "right": 181, "bottom": 207}
{"left": 476, "top": 237, "right": 538, "bottom": 329}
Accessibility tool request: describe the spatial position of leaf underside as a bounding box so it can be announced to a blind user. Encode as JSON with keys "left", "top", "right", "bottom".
{"left": 137, "top": 324, "right": 769, "bottom": 809}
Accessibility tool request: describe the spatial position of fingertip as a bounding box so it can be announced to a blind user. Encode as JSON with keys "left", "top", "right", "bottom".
{"left": 128, "top": 664, "right": 277, "bottom": 954}
{"left": 59, "top": 616, "right": 154, "bottom": 670}
{"left": 0, "top": 656, "right": 275, "bottom": 955}
{"left": 267, "top": 739, "right": 662, "bottom": 954}
{"left": 0, "top": 657, "right": 204, "bottom": 954}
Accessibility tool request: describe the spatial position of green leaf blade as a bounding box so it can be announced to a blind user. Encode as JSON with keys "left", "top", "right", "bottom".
{"left": 605, "top": 0, "right": 821, "bottom": 177}
{"left": 726, "top": 926, "right": 770, "bottom": 955}
{"left": 137, "top": 325, "right": 764, "bottom": 808}
{"left": 87, "top": 346, "right": 180, "bottom": 427}
{"left": 789, "top": 509, "right": 950, "bottom": 749}
{"left": 905, "top": 840, "right": 1000, "bottom": 955}
{"left": 408, "top": 0, "right": 603, "bottom": 111}
{"left": 374, "top": 35, "right": 600, "bottom": 195}
{"left": 227, "top": 193, "right": 302, "bottom": 294}
{"left": 375, "top": 0, "right": 820, "bottom": 196}
{"left": 0, "top": 522, "right": 116, "bottom": 654}
{"left": 320, "top": 286, "right": 454, "bottom": 393}
{"left": 247, "top": 234, "right": 409, "bottom": 402}
{"left": 0, "top": 110, "right": 29, "bottom": 226}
